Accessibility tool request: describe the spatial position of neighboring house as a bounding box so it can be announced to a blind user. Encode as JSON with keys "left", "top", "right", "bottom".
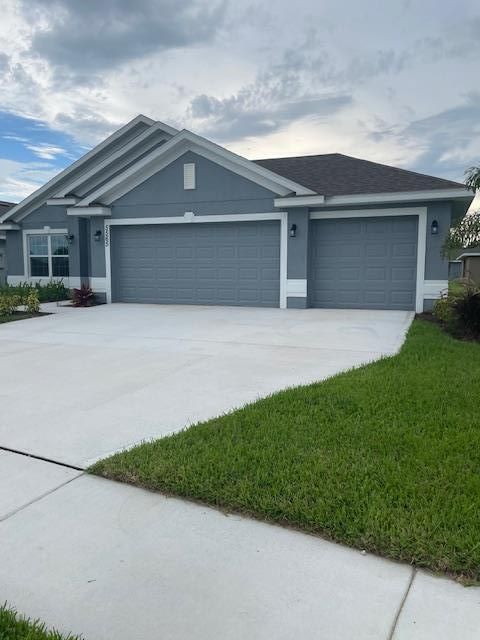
{"left": 448, "top": 259, "right": 463, "bottom": 280}
{"left": 0, "top": 201, "right": 16, "bottom": 286}
{"left": 455, "top": 249, "right": 480, "bottom": 284}
{"left": 0, "top": 115, "right": 474, "bottom": 311}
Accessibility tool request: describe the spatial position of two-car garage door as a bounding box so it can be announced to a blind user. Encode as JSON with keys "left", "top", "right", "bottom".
{"left": 111, "top": 221, "right": 280, "bottom": 307}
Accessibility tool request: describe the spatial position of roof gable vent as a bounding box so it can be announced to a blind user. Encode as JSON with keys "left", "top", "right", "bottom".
{"left": 184, "top": 163, "right": 196, "bottom": 190}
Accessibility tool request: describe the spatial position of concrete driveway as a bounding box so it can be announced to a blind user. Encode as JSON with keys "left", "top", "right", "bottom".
{"left": 2, "top": 305, "right": 480, "bottom": 640}
{"left": 0, "top": 303, "right": 413, "bottom": 467}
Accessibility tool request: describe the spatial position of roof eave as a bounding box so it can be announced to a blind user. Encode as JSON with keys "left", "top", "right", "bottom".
{"left": 274, "top": 188, "right": 473, "bottom": 208}
{"left": 0, "top": 114, "right": 159, "bottom": 224}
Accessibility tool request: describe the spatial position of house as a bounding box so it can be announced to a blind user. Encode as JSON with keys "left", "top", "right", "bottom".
{"left": 455, "top": 249, "right": 480, "bottom": 285}
{"left": 0, "top": 115, "right": 474, "bottom": 311}
{"left": 0, "top": 201, "right": 15, "bottom": 286}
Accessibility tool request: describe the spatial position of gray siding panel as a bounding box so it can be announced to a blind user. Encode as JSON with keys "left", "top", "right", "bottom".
{"left": 111, "top": 151, "right": 276, "bottom": 217}
{"left": 111, "top": 221, "right": 280, "bottom": 307}
{"left": 309, "top": 216, "right": 418, "bottom": 310}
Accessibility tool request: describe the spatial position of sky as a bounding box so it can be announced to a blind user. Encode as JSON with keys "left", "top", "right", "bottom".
{"left": 0, "top": 0, "right": 478, "bottom": 206}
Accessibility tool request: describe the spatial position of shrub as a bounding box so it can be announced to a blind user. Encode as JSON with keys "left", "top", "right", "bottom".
{"left": 72, "top": 284, "right": 95, "bottom": 307}
{"left": 35, "top": 279, "right": 69, "bottom": 302}
{"left": 0, "top": 280, "right": 69, "bottom": 303}
{"left": 433, "top": 294, "right": 454, "bottom": 324}
{"left": 433, "top": 284, "right": 480, "bottom": 340}
{"left": 25, "top": 289, "right": 40, "bottom": 314}
{"left": 453, "top": 288, "right": 480, "bottom": 339}
{"left": 0, "top": 294, "right": 20, "bottom": 316}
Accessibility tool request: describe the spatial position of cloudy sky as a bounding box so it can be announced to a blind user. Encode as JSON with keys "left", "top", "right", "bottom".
{"left": 0, "top": 0, "right": 478, "bottom": 205}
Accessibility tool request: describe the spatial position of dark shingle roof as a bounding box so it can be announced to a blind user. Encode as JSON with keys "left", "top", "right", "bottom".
{"left": 253, "top": 153, "right": 465, "bottom": 196}
{"left": 0, "top": 201, "right": 15, "bottom": 217}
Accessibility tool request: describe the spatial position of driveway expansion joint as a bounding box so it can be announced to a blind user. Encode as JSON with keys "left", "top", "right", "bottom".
{"left": 0, "top": 445, "right": 85, "bottom": 472}
{"left": 387, "top": 568, "right": 417, "bottom": 640}
{"left": 0, "top": 472, "right": 84, "bottom": 522}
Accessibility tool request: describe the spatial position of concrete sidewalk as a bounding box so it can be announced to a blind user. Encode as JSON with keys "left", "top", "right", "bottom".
{"left": 1, "top": 450, "right": 479, "bottom": 640}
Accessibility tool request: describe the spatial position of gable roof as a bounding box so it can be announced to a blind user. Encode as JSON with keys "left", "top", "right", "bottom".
{"left": 1, "top": 115, "right": 176, "bottom": 223}
{"left": 0, "top": 201, "right": 15, "bottom": 217}
{"left": 1, "top": 113, "right": 471, "bottom": 223}
{"left": 254, "top": 153, "right": 465, "bottom": 197}
{"left": 74, "top": 129, "right": 316, "bottom": 206}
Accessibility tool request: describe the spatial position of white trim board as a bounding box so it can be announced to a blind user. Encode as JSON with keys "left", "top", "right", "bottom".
{"left": 77, "top": 129, "right": 315, "bottom": 207}
{"left": 89, "top": 277, "right": 108, "bottom": 292}
{"left": 53, "top": 123, "right": 174, "bottom": 198}
{"left": 67, "top": 206, "right": 111, "bottom": 217}
{"left": 7, "top": 275, "right": 80, "bottom": 288}
{"left": 423, "top": 280, "right": 448, "bottom": 299}
{"left": 104, "top": 212, "right": 288, "bottom": 309}
{"left": 1, "top": 115, "right": 158, "bottom": 224}
{"left": 276, "top": 188, "right": 472, "bottom": 208}
{"left": 286, "top": 279, "right": 307, "bottom": 297}
{"left": 456, "top": 252, "right": 480, "bottom": 260}
{"left": 309, "top": 207, "right": 427, "bottom": 313}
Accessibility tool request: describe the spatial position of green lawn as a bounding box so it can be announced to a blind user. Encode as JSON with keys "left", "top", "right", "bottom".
{"left": 91, "top": 320, "right": 480, "bottom": 582}
{"left": 0, "top": 604, "right": 82, "bottom": 639}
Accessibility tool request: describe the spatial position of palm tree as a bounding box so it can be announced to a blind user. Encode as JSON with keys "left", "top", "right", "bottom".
{"left": 465, "top": 166, "right": 480, "bottom": 192}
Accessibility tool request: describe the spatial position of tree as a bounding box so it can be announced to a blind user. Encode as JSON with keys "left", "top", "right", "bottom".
{"left": 442, "top": 211, "right": 480, "bottom": 256}
{"left": 442, "top": 165, "right": 480, "bottom": 257}
{"left": 465, "top": 166, "right": 480, "bottom": 193}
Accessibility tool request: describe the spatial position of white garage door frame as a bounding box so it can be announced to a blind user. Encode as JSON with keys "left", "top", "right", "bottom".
{"left": 104, "top": 212, "right": 289, "bottom": 308}
{"left": 309, "top": 207, "right": 427, "bottom": 313}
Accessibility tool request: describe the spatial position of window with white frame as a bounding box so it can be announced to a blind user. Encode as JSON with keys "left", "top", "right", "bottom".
{"left": 28, "top": 234, "right": 69, "bottom": 278}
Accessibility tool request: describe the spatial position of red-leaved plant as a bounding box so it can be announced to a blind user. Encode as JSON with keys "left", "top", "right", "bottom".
{"left": 72, "top": 284, "right": 95, "bottom": 307}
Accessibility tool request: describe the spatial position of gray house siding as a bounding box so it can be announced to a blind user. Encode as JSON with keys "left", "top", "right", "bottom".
{"left": 3, "top": 146, "right": 455, "bottom": 312}
{"left": 111, "top": 151, "right": 276, "bottom": 218}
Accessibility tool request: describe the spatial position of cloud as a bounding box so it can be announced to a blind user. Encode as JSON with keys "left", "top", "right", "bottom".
{"left": 369, "top": 94, "right": 480, "bottom": 182}
{"left": 24, "top": 0, "right": 226, "bottom": 75}
{"left": 0, "top": 0, "right": 478, "bottom": 202}
{"left": 0, "top": 158, "right": 58, "bottom": 201}
{"left": 25, "top": 142, "right": 69, "bottom": 160}
{"left": 189, "top": 45, "right": 352, "bottom": 141}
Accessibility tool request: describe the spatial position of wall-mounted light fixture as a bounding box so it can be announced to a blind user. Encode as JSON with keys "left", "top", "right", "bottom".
{"left": 94, "top": 229, "right": 102, "bottom": 242}
{"left": 289, "top": 223, "right": 297, "bottom": 238}
{"left": 67, "top": 234, "right": 75, "bottom": 245}
{"left": 431, "top": 220, "right": 439, "bottom": 235}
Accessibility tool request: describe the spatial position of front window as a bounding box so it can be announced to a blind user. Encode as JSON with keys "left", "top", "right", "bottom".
{"left": 29, "top": 234, "right": 69, "bottom": 278}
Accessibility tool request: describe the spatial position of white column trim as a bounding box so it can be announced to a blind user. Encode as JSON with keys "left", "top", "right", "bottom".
{"left": 423, "top": 280, "right": 448, "bottom": 299}
{"left": 416, "top": 210, "right": 427, "bottom": 312}
{"left": 309, "top": 207, "right": 427, "bottom": 313}
{"left": 279, "top": 213, "right": 288, "bottom": 309}
{"left": 286, "top": 279, "right": 307, "bottom": 297}
{"left": 104, "top": 221, "right": 112, "bottom": 303}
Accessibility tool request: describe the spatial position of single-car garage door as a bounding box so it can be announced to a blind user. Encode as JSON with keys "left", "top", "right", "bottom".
{"left": 111, "top": 221, "right": 280, "bottom": 307}
{"left": 309, "top": 216, "right": 418, "bottom": 310}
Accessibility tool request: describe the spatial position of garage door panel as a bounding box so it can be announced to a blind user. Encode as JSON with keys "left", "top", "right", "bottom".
{"left": 365, "top": 291, "right": 387, "bottom": 305}
{"left": 111, "top": 221, "right": 280, "bottom": 307}
{"left": 393, "top": 243, "right": 416, "bottom": 257}
{"left": 310, "top": 216, "right": 417, "bottom": 310}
